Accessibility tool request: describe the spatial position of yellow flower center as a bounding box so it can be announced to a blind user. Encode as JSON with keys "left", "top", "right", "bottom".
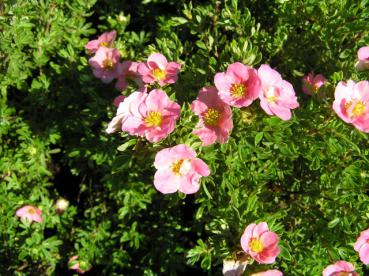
{"left": 352, "top": 101, "right": 366, "bottom": 117}
{"left": 171, "top": 159, "right": 184, "bottom": 175}
{"left": 152, "top": 68, "right": 167, "bottom": 80}
{"left": 249, "top": 238, "right": 264, "bottom": 253}
{"left": 102, "top": 58, "right": 114, "bottom": 70}
{"left": 145, "top": 111, "right": 163, "bottom": 127}
{"left": 203, "top": 108, "right": 221, "bottom": 126}
{"left": 28, "top": 208, "right": 36, "bottom": 214}
{"left": 266, "top": 86, "right": 278, "bottom": 103}
{"left": 230, "top": 83, "right": 247, "bottom": 98}
{"left": 99, "top": 42, "right": 109, "bottom": 47}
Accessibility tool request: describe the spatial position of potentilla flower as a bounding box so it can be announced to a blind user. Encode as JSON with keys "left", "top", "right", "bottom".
{"left": 55, "top": 198, "right": 69, "bottom": 213}
{"left": 137, "top": 53, "right": 181, "bottom": 86}
{"left": 302, "top": 72, "right": 327, "bottom": 95}
{"left": 16, "top": 205, "right": 42, "bottom": 223}
{"left": 355, "top": 46, "right": 369, "bottom": 71}
{"left": 240, "top": 222, "right": 280, "bottom": 264}
{"left": 214, "top": 62, "right": 260, "bottom": 108}
{"left": 332, "top": 80, "right": 369, "bottom": 132}
{"left": 191, "top": 86, "right": 233, "bottom": 146}
{"left": 322, "top": 261, "right": 358, "bottom": 276}
{"left": 258, "top": 64, "right": 299, "bottom": 120}
{"left": 354, "top": 228, "right": 369, "bottom": 265}
{"left": 88, "top": 46, "right": 120, "bottom": 83}
{"left": 115, "top": 61, "right": 146, "bottom": 92}
{"left": 222, "top": 258, "right": 247, "bottom": 276}
{"left": 153, "top": 144, "right": 210, "bottom": 194}
{"left": 85, "top": 30, "right": 117, "bottom": 54}
{"left": 106, "top": 89, "right": 180, "bottom": 142}
{"left": 68, "top": 256, "right": 91, "bottom": 274}
{"left": 251, "top": 270, "right": 283, "bottom": 276}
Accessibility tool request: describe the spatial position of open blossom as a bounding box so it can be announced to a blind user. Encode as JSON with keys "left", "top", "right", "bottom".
{"left": 214, "top": 62, "right": 260, "bottom": 108}
{"left": 322, "top": 261, "right": 358, "bottom": 276}
{"left": 115, "top": 61, "right": 146, "bottom": 92}
{"left": 106, "top": 89, "right": 180, "bottom": 142}
{"left": 302, "top": 73, "right": 327, "bottom": 95}
{"left": 355, "top": 46, "right": 369, "bottom": 71}
{"left": 85, "top": 30, "right": 116, "bottom": 54}
{"left": 68, "top": 256, "right": 91, "bottom": 274}
{"left": 191, "top": 87, "right": 233, "bottom": 146}
{"left": 88, "top": 47, "right": 120, "bottom": 83}
{"left": 251, "top": 270, "right": 283, "bottom": 276}
{"left": 354, "top": 228, "right": 369, "bottom": 264}
{"left": 16, "top": 205, "right": 42, "bottom": 223}
{"left": 138, "top": 53, "right": 181, "bottom": 86}
{"left": 333, "top": 80, "right": 369, "bottom": 132}
{"left": 240, "top": 222, "right": 280, "bottom": 264}
{"left": 153, "top": 144, "right": 210, "bottom": 194}
{"left": 258, "top": 64, "right": 299, "bottom": 120}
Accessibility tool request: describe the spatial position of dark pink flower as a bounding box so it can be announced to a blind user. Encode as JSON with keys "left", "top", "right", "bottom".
{"left": 88, "top": 47, "right": 120, "bottom": 83}
{"left": 322, "top": 261, "right": 358, "bottom": 276}
{"left": 138, "top": 53, "right": 181, "bottom": 86}
{"left": 153, "top": 144, "right": 210, "bottom": 194}
{"left": 214, "top": 62, "right": 260, "bottom": 108}
{"left": 302, "top": 73, "right": 327, "bottom": 95}
{"left": 16, "top": 205, "right": 42, "bottom": 223}
{"left": 258, "top": 64, "right": 299, "bottom": 120}
{"left": 85, "top": 30, "right": 116, "bottom": 54}
{"left": 115, "top": 61, "right": 146, "bottom": 92}
{"left": 191, "top": 87, "right": 233, "bottom": 146}
{"left": 240, "top": 222, "right": 280, "bottom": 264}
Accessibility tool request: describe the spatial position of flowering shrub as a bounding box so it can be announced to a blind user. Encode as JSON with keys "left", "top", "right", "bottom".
{"left": 2, "top": 0, "right": 369, "bottom": 275}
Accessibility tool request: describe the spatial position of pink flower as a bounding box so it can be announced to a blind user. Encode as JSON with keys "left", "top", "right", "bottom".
{"left": 240, "top": 222, "right": 280, "bottom": 264}
{"left": 113, "top": 95, "right": 126, "bottom": 107}
{"left": 106, "top": 89, "right": 180, "bottom": 142}
{"left": 258, "top": 64, "right": 299, "bottom": 120}
{"left": 191, "top": 87, "right": 233, "bottom": 146}
{"left": 85, "top": 30, "right": 117, "bottom": 54}
{"left": 16, "top": 205, "right": 42, "bottom": 223}
{"left": 153, "top": 144, "right": 210, "bottom": 194}
{"left": 88, "top": 47, "right": 120, "bottom": 83}
{"left": 355, "top": 46, "right": 369, "bottom": 71}
{"left": 302, "top": 73, "right": 327, "bottom": 95}
{"left": 138, "top": 53, "right": 181, "bottom": 86}
{"left": 354, "top": 228, "right": 369, "bottom": 265}
{"left": 251, "top": 270, "right": 283, "bottom": 276}
{"left": 115, "top": 61, "right": 146, "bottom": 92}
{"left": 322, "top": 261, "right": 358, "bottom": 276}
{"left": 333, "top": 80, "right": 369, "bottom": 132}
{"left": 214, "top": 62, "right": 260, "bottom": 108}
{"left": 68, "top": 256, "right": 91, "bottom": 274}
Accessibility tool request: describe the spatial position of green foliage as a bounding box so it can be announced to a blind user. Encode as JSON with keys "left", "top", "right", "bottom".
{"left": 1, "top": 0, "right": 369, "bottom": 275}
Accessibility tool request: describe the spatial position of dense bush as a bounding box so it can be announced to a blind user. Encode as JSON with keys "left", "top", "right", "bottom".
{"left": 1, "top": 0, "right": 369, "bottom": 275}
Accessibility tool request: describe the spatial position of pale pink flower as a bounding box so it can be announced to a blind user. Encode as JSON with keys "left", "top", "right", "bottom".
{"left": 251, "top": 270, "right": 283, "bottom": 276}
{"left": 113, "top": 95, "right": 126, "bottom": 107}
{"left": 106, "top": 89, "right": 180, "bottom": 142}
{"left": 354, "top": 228, "right": 369, "bottom": 265}
{"left": 138, "top": 53, "right": 181, "bottom": 86}
{"left": 355, "top": 46, "right": 369, "bottom": 71}
{"left": 88, "top": 47, "right": 120, "bottom": 83}
{"left": 258, "top": 64, "right": 299, "bottom": 120}
{"left": 191, "top": 86, "right": 233, "bottom": 146}
{"left": 240, "top": 222, "right": 280, "bottom": 264}
{"left": 85, "top": 30, "right": 117, "bottom": 54}
{"left": 322, "top": 261, "right": 358, "bottom": 276}
{"left": 115, "top": 61, "right": 146, "bottom": 92}
{"left": 16, "top": 205, "right": 42, "bottom": 223}
{"left": 68, "top": 256, "right": 91, "bottom": 274}
{"left": 153, "top": 144, "right": 210, "bottom": 194}
{"left": 302, "top": 73, "right": 327, "bottom": 95}
{"left": 214, "top": 62, "right": 260, "bottom": 108}
{"left": 333, "top": 80, "right": 369, "bottom": 132}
